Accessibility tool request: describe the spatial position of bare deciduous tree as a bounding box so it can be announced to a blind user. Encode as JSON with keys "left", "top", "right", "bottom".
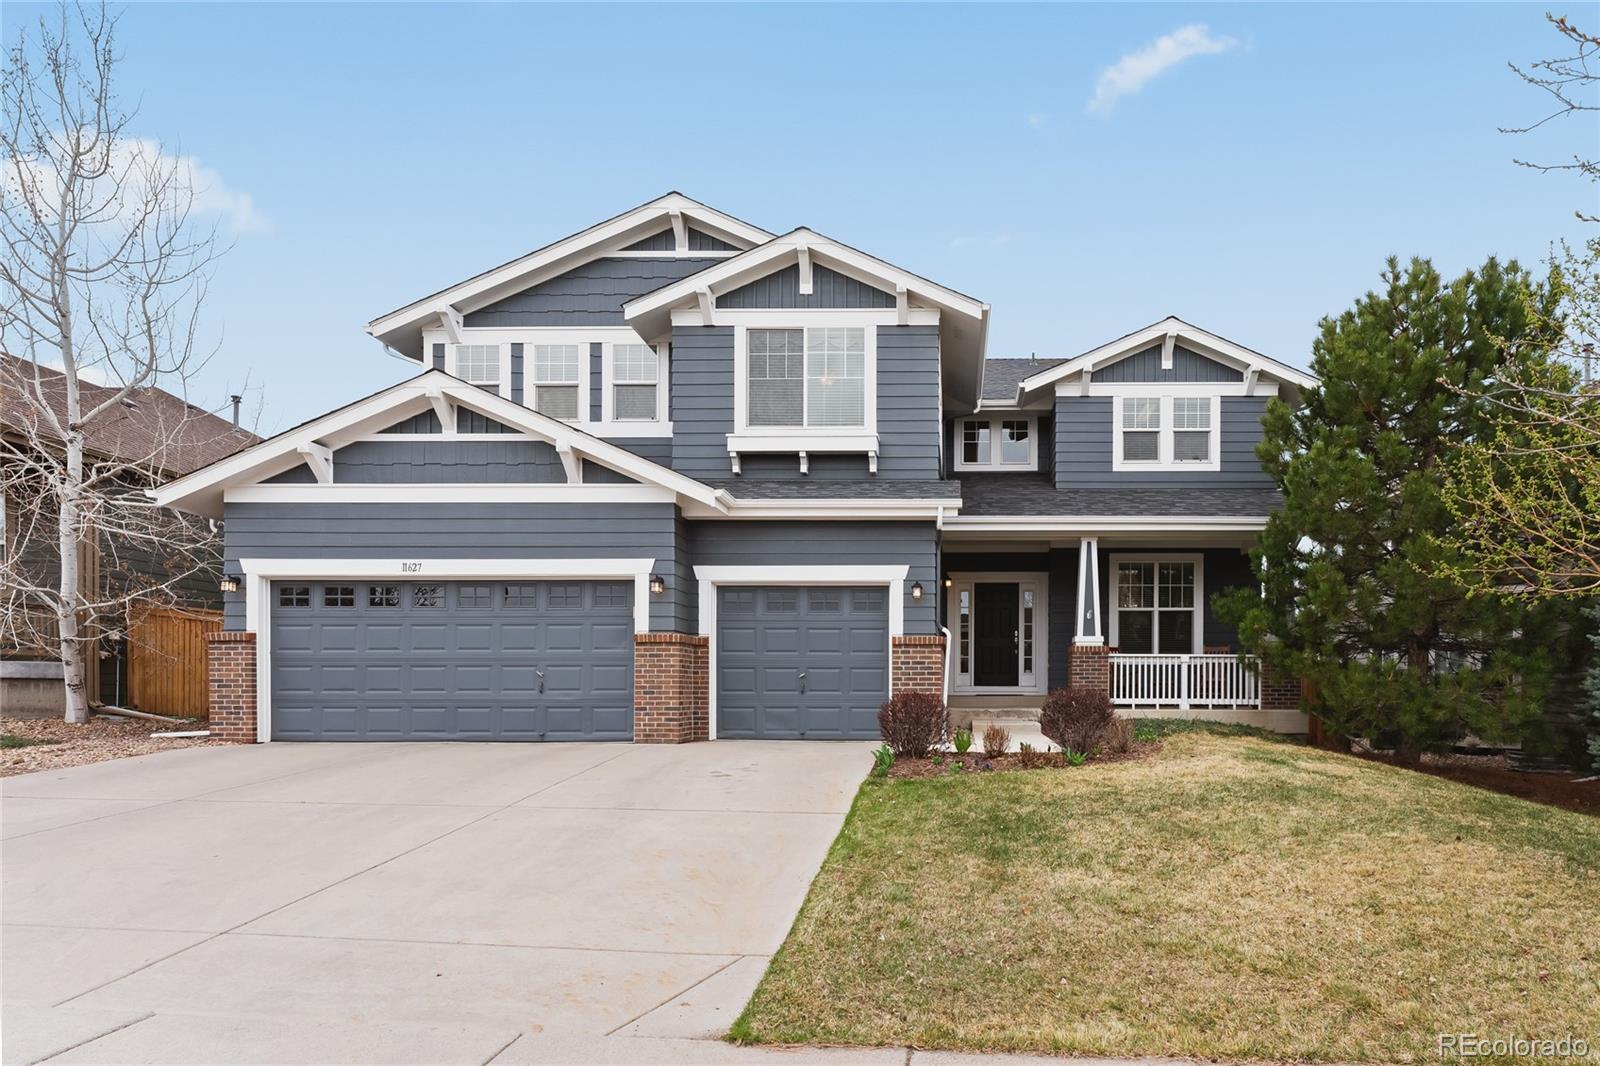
{"left": 1, "top": 2, "right": 239, "bottom": 723}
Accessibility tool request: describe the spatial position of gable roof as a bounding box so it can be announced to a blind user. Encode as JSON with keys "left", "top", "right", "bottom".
{"left": 1015, "top": 317, "right": 1316, "bottom": 400}
{"left": 366, "top": 193, "right": 776, "bottom": 359}
{"left": 980, "top": 357, "right": 1060, "bottom": 404}
{"left": 1, "top": 354, "right": 258, "bottom": 478}
{"left": 150, "top": 370, "right": 730, "bottom": 519}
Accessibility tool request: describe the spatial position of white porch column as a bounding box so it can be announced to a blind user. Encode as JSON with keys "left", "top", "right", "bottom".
{"left": 1075, "top": 537, "right": 1103, "bottom": 645}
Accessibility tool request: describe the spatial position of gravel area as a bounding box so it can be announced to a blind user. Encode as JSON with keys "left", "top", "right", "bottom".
{"left": 1, "top": 715, "right": 226, "bottom": 777}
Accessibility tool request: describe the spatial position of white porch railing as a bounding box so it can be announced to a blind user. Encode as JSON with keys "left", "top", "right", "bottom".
{"left": 1109, "top": 653, "right": 1260, "bottom": 709}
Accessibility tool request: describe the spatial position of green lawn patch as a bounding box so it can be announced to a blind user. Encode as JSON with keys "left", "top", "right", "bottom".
{"left": 732, "top": 732, "right": 1600, "bottom": 1064}
{"left": 1, "top": 734, "right": 60, "bottom": 749}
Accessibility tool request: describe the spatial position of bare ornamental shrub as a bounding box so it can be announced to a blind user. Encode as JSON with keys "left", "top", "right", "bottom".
{"left": 982, "top": 724, "right": 1011, "bottom": 758}
{"left": 1039, "top": 686, "right": 1116, "bottom": 755}
{"left": 877, "top": 691, "right": 949, "bottom": 759}
{"left": 1103, "top": 716, "right": 1135, "bottom": 754}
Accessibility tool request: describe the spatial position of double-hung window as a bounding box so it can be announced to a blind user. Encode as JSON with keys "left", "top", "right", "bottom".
{"left": 454, "top": 344, "right": 501, "bottom": 394}
{"left": 1113, "top": 559, "right": 1198, "bottom": 654}
{"left": 1115, "top": 395, "right": 1220, "bottom": 469}
{"left": 1172, "top": 397, "right": 1212, "bottom": 462}
{"left": 746, "top": 327, "right": 865, "bottom": 429}
{"left": 1120, "top": 398, "right": 1161, "bottom": 462}
{"left": 532, "top": 344, "right": 581, "bottom": 420}
{"left": 611, "top": 343, "right": 659, "bottom": 422}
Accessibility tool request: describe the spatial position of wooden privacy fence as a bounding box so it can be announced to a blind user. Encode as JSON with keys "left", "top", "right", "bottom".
{"left": 128, "top": 606, "right": 222, "bottom": 719}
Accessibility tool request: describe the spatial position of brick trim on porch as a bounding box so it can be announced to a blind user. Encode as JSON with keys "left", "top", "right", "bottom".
{"left": 207, "top": 630, "right": 258, "bottom": 743}
{"left": 1068, "top": 642, "right": 1110, "bottom": 693}
{"left": 633, "top": 633, "right": 709, "bottom": 743}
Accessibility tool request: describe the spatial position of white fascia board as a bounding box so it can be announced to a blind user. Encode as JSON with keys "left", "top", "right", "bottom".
{"left": 1018, "top": 317, "right": 1318, "bottom": 395}
{"left": 366, "top": 194, "right": 775, "bottom": 350}
{"left": 681, "top": 497, "right": 962, "bottom": 520}
{"left": 940, "top": 514, "right": 1270, "bottom": 533}
{"left": 694, "top": 564, "right": 909, "bottom": 582}
{"left": 224, "top": 484, "right": 677, "bottom": 505}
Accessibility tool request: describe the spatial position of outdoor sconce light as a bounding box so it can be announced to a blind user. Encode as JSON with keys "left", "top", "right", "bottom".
{"left": 648, "top": 574, "right": 665, "bottom": 596}
{"left": 944, "top": 577, "right": 953, "bottom": 588}
{"left": 218, "top": 573, "right": 241, "bottom": 595}
{"left": 910, "top": 582, "right": 924, "bottom": 601}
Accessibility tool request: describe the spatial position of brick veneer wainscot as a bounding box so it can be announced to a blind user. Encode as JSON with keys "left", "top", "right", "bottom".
{"left": 1259, "top": 659, "right": 1304, "bottom": 710}
{"left": 633, "top": 633, "right": 709, "bottom": 743}
{"left": 1068, "top": 642, "right": 1110, "bottom": 693}
{"left": 207, "top": 630, "right": 258, "bottom": 742}
{"left": 890, "top": 635, "right": 945, "bottom": 695}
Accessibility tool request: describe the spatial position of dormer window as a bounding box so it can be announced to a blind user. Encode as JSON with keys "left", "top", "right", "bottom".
{"left": 532, "top": 344, "right": 581, "bottom": 420}
{"left": 955, "top": 416, "right": 1037, "bottom": 470}
{"left": 454, "top": 344, "right": 501, "bottom": 394}
{"left": 1112, "top": 394, "right": 1221, "bottom": 471}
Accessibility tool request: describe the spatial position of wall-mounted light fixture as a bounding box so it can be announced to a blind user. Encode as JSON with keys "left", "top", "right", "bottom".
{"left": 910, "top": 582, "right": 924, "bottom": 601}
{"left": 944, "top": 577, "right": 953, "bottom": 588}
{"left": 648, "top": 574, "right": 665, "bottom": 596}
{"left": 218, "top": 573, "right": 241, "bottom": 595}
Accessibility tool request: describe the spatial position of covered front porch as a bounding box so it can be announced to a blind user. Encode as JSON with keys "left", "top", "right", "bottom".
{"left": 938, "top": 530, "right": 1306, "bottom": 733}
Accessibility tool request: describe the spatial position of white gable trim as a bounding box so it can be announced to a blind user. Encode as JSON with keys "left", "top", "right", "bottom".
{"left": 1017, "top": 317, "right": 1317, "bottom": 399}
{"left": 150, "top": 370, "right": 731, "bottom": 518}
{"left": 367, "top": 193, "right": 775, "bottom": 356}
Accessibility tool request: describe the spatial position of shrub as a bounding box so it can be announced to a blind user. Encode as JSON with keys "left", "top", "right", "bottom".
{"left": 877, "top": 691, "right": 949, "bottom": 758}
{"left": 1102, "top": 716, "right": 1134, "bottom": 754}
{"left": 982, "top": 724, "right": 1011, "bottom": 758}
{"left": 870, "top": 744, "right": 894, "bottom": 778}
{"left": 1039, "top": 686, "right": 1116, "bottom": 754}
{"left": 953, "top": 727, "right": 973, "bottom": 754}
{"left": 1015, "top": 741, "right": 1049, "bottom": 769}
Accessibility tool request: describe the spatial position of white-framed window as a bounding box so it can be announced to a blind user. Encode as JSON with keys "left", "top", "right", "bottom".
{"left": 453, "top": 344, "right": 501, "bottom": 394}
{"left": 1108, "top": 554, "right": 1203, "bottom": 655}
{"left": 609, "top": 343, "right": 660, "bottom": 422}
{"left": 954, "top": 416, "right": 1038, "bottom": 470}
{"left": 531, "top": 344, "right": 581, "bottom": 420}
{"left": 1111, "top": 394, "right": 1221, "bottom": 471}
{"left": 743, "top": 326, "right": 867, "bottom": 430}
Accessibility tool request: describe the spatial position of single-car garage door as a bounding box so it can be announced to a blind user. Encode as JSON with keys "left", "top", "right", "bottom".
{"left": 270, "top": 580, "right": 634, "bottom": 741}
{"left": 716, "top": 586, "right": 888, "bottom": 740}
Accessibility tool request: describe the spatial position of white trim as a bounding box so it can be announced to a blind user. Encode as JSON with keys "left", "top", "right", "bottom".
{"left": 728, "top": 321, "right": 879, "bottom": 468}
{"left": 680, "top": 497, "right": 961, "bottom": 520}
{"left": 599, "top": 340, "right": 670, "bottom": 434}
{"left": 670, "top": 307, "right": 942, "bottom": 329}
{"left": 223, "top": 484, "right": 677, "bottom": 505}
{"left": 527, "top": 339, "right": 587, "bottom": 424}
{"left": 945, "top": 572, "right": 1049, "bottom": 695}
{"left": 952, "top": 415, "right": 1039, "bottom": 472}
{"left": 1107, "top": 552, "right": 1204, "bottom": 655}
{"left": 240, "top": 556, "right": 655, "bottom": 743}
{"left": 942, "top": 515, "right": 1270, "bottom": 533}
{"left": 694, "top": 563, "right": 910, "bottom": 741}
{"left": 1111, "top": 394, "right": 1222, "bottom": 472}
{"left": 1075, "top": 539, "right": 1103, "bottom": 645}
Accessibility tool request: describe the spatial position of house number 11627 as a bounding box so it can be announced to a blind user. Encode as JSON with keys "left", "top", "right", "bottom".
{"left": 400, "top": 562, "right": 423, "bottom": 573}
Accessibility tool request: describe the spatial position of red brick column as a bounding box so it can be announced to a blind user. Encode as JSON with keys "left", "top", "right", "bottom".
{"left": 207, "top": 631, "right": 258, "bottom": 742}
{"left": 891, "top": 635, "right": 945, "bottom": 696}
{"left": 1259, "top": 659, "right": 1304, "bottom": 711}
{"left": 633, "top": 633, "right": 709, "bottom": 743}
{"left": 1069, "top": 642, "right": 1110, "bottom": 694}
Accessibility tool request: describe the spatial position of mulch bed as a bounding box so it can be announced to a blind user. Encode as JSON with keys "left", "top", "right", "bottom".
{"left": 1363, "top": 750, "right": 1600, "bottom": 816}
{"left": 1, "top": 714, "right": 223, "bottom": 777}
{"left": 888, "top": 742, "right": 1161, "bottom": 779}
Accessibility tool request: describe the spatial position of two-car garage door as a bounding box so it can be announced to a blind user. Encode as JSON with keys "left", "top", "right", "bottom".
{"left": 270, "top": 580, "right": 634, "bottom": 741}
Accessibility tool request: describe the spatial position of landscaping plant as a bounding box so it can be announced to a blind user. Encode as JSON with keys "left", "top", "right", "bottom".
{"left": 869, "top": 744, "right": 894, "bottom": 778}
{"left": 952, "top": 727, "right": 973, "bottom": 754}
{"left": 876, "top": 691, "right": 948, "bottom": 759}
{"left": 1039, "top": 685, "right": 1116, "bottom": 755}
{"left": 981, "top": 724, "right": 1010, "bottom": 758}
{"left": 1063, "top": 748, "right": 1088, "bottom": 767}
{"left": 1102, "top": 716, "right": 1134, "bottom": 754}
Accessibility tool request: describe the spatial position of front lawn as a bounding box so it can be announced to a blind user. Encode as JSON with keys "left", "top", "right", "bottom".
{"left": 733, "top": 731, "right": 1600, "bottom": 1064}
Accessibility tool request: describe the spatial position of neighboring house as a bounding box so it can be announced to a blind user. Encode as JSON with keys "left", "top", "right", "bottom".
{"left": 0, "top": 355, "right": 258, "bottom": 713}
{"left": 153, "top": 193, "right": 1314, "bottom": 744}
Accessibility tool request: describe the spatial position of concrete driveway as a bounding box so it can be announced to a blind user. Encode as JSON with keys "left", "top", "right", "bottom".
{"left": 1, "top": 740, "right": 889, "bottom": 1065}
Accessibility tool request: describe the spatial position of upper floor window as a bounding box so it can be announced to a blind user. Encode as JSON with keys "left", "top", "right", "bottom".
{"left": 1113, "top": 395, "right": 1220, "bottom": 471}
{"left": 747, "top": 327, "right": 865, "bottom": 429}
{"left": 611, "top": 343, "right": 659, "bottom": 422}
{"left": 454, "top": 344, "right": 500, "bottom": 394}
{"left": 955, "top": 416, "right": 1036, "bottom": 470}
{"left": 532, "top": 344, "right": 581, "bottom": 420}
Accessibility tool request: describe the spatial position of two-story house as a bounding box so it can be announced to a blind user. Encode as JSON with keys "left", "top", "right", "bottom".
{"left": 154, "top": 193, "right": 1313, "bottom": 744}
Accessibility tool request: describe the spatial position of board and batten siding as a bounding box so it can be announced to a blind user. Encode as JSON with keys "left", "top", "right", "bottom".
{"left": 1094, "top": 344, "right": 1244, "bottom": 383}
{"left": 220, "top": 501, "right": 678, "bottom": 632}
{"left": 463, "top": 257, "right": 723, "bottom": 327}
{"left": 685, "top": 520, "right": 939, "bottom": 634}
{"left": 668, "top": 324, "right": 942, "bottom": 481}
{"left": 1053, "top": 395, "right": 1273, "bottom": 489}
{"left": 717, "top": 264, "right": 895, "bottom": 310}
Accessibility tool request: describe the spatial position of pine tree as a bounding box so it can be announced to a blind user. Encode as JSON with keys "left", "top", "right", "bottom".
{"left": 1217, "top": 257, "right": 1565, "bottom": 757}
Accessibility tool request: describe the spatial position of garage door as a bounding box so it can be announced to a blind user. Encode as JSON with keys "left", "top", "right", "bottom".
{"left": 269, "top": 580, "right": 634, "bottom": 741}
{"left": 716, "top": 586, "right": 888, "bottom": 740}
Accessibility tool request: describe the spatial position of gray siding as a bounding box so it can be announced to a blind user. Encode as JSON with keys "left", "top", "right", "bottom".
{"left": 431, "top": 344, "right": 444, "bottom": 371}
{"left": 621, "top": 229, "right": 673, "bottom": 252}
{"left": 688, "top": 227, "right": 737, "bottom": 252}
{"left": 612, "top": 437, "right": 672, "bottom": 466}
{"left": 221, "top": 501, "right": 678, "bottom": 631}
{"left": 464, "top": 257, "right": 722, "bottom": 327}
{"left": 1053, "top": 395, "right": 1272, "bottom": 489}
{"left": 718, "top": 264, "right": 894, "bottom": 310}
{"left": 379, "top": 411, "right": 442, "bottom": 434}
{"left": 589, "top": 342, "right": 603, "bottom": 422}
{"left": 510, "top": 343, "right": 524, "bottom": 405}
{"left": 668, "top": 325, "right": 942, "bottom": 481}
{"left": 1095, "top": 345, "right": 1243, "bottom": 383}
{"left": 686, "top": 520, "right": 938, "bottom": 634}
{"left": 330, "top": 440, "right": 566, "bottom": 483}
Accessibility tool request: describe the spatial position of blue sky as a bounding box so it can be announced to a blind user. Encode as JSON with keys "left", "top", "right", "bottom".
{"left": 11, "top": 2, "right": 1593, "bottom": 433}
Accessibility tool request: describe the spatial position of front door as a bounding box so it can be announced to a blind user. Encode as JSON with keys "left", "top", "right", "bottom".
{"left": 973, "top": 583, "right": 1019, "bottom": 688}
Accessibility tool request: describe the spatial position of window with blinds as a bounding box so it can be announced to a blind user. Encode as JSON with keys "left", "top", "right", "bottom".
{"left": 747, "top": 327, "right": 865, "bottom": 428}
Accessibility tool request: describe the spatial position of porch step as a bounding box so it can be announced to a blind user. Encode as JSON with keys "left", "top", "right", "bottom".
{"left": 964, "top": 716, "right": 1058, "bottom": 754}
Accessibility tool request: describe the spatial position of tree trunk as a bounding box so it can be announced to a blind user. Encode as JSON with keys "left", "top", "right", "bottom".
{"left": 56, "top": 433, "right": 90, "bottom": 725}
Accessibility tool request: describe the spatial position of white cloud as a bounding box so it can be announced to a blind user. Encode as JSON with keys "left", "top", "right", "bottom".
{"left": 1086, "top": 24, "right": 1239, "bottom": 116}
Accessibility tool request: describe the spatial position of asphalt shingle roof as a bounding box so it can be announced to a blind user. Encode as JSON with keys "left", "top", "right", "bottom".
{"left": 980, "top": 357, "right": 1063, "bottom": 402}
{"left": 956, "top": 473, "right": 1282, "bottom": 517}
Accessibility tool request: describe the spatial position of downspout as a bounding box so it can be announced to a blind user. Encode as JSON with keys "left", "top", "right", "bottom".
{"left": 941, "top": 625, "right": 953, "bottom": 707}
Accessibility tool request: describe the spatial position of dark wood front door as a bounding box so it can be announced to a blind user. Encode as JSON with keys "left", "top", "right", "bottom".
{"left": 974, "top": 583, "right": 1019, "bottom": 687}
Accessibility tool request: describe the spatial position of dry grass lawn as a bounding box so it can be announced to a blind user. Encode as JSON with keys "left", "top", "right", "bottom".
{"left": 732, "top": 732, "right": 1600, "bottom": 1064}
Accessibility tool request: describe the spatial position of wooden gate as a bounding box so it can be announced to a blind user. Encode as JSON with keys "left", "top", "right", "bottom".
{"left": 128, "top": 607, "right": 222, "bottom": 719}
